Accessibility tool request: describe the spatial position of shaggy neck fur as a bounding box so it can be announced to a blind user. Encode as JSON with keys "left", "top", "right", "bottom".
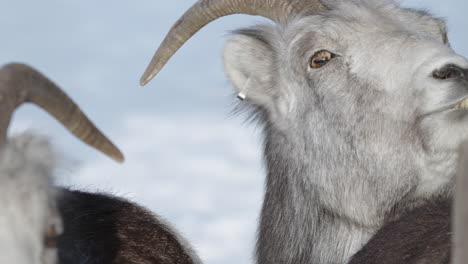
{"left": 255, "top": 111, "right": 453, "bottom": 263}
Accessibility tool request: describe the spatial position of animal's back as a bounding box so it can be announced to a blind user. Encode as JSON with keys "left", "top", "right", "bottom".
{"left": 57, "top": 189, "right": 199, "bottom": 264}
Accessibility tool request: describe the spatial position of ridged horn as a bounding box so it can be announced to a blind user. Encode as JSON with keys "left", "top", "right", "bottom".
{"left": 0, "top": 63, "right": 124, "bottom": 163}
{"left": 454, "top": 140, "right": 468, "bottom": 263}
{"left": 140, "top": 0, "right": 327, "bottom": 86}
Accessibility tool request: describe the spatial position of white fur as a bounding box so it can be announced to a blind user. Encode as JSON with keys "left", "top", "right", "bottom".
{"left": 0, "top": 133, "right": 62, "bottom": 264}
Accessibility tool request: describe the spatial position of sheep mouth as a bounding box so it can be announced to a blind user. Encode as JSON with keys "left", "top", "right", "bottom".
{"left": 454, "top": 98, "right": 468, "bottom": 109}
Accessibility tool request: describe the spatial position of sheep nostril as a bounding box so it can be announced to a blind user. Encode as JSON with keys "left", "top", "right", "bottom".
{"left": 433, "top": 65, "right": 466, "bottom": 80}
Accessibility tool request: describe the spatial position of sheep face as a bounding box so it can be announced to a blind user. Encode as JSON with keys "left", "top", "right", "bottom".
{"left": 223, "top": 0, "right": 466, "bottom": 201}
{"left": 0, "top": 134, "right": 62, "bottom": 264}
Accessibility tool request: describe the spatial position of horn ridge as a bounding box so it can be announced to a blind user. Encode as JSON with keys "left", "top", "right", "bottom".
{"left": 140, "top": 0, "right": 327, "bottom": 86}
{"left": 0, "top": 63, "right": 124, "bottom": 163}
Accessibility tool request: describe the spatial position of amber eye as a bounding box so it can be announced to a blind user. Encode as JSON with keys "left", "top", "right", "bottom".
{"left": 43, "top": 225, "right": 58, "bottom": 249}
{"left": 310, "top": 50, "right": 336, "bottom": 69}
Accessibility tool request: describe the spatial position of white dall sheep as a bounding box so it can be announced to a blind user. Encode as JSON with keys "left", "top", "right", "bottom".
{"left": 139, "top": 0, "right": 467, "bottom": 263}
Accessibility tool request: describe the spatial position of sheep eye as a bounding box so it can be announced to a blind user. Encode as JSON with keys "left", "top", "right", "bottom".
{"left": 43, "top": 225, "right": 58, "bottom": 249}
{"left": 310, "top": 50, "right": 336, "bottom": 69}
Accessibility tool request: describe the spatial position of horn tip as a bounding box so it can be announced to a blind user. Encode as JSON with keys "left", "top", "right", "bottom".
{"left": 139, "top": 78, "right": 149, "bottom": 86}
{"left": 110, "top": 150, "right": 125, "bottom": 163}
{"left": 140, "top": 71, "right": 156, "bottom": 86}
{"left": 101, "top": 143, "right": 125, "bottom": 163}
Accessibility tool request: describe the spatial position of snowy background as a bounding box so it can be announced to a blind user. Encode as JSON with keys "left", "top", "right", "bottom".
{"left": 1, "top": 0, "right": 467, "bottom": 263}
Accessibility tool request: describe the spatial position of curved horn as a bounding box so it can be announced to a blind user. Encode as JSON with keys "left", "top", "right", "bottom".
{"left": 140, "top": 0, "right": 327, "bottom": 86}
{"left": 0, "top": 63, "right": 124, "bottom": 163}
{"left": 454, "top": 140, "right": 468, "bottom": 263}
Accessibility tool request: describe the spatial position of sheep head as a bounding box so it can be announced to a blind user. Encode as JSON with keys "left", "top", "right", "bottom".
{"left": 221, "top": 1, "right": 467, "bottom": 198}
{"left": 141, "top": 0, "right": 467, "bottom": 199}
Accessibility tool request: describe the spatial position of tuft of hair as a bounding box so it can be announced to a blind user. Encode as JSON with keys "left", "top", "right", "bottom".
{"left": 0, "top": 132, "right": 62, "bottom": 264}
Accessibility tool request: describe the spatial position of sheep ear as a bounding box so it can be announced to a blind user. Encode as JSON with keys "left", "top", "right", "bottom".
{"left": 223, "top": 33, "right": 285, "bottom": 115}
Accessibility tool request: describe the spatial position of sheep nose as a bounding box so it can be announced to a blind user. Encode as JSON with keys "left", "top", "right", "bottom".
{"left": 432, "top": 64, "right": 467, "bottom": 81}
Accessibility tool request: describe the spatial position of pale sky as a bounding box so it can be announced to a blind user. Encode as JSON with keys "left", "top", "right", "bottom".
{"left": 1, "top": 0, "right": 467, "bottom": 263}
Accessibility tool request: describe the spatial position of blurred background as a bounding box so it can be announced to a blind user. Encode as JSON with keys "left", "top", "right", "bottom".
{"left": 1, "top": 0, "right": 466, "bottom": 263}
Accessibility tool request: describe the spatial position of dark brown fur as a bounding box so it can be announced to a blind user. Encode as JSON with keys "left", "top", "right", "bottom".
{"left": 114, "top": 200, "right": 196, "bottom": 264}
{"left": 349, "top": 197, "right": 451, "bottom": 264}
{"left": 57, "top": 189, "right": 198, "bottom": 264}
